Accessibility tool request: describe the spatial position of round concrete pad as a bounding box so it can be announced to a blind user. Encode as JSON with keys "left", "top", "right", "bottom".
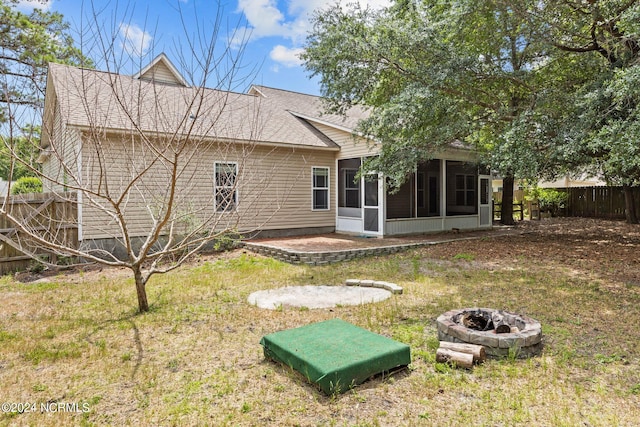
{"left": 248, "top": 285, "right": 393, "bottom": 310}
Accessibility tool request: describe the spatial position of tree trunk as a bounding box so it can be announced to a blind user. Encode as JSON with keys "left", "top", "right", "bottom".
{"left": 501, "top": 174, "right": 515, "bottom": 225}
{"left": 133, "top": 266, "right": 150, "bottom": 313}
{"left": 623, "top": 185, "right": 639, "bottom": 224}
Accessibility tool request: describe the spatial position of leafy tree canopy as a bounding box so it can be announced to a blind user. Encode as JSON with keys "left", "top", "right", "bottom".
{"left": 0, "top": 124, "right": 40, "bottom": 181}
{"left": 0, "top": 0, "right": 89, "bottom": 122}
{"left": 528, "top": 0, "right": 640, "bottom": 187}
{"left": 303, "top": 0, "right": 640, "bottom": 223}
{"left": 302, "top": 0, "right": 550, "bottom": 189}
{"left": 1, "top": 0, "right": 90, "bottom": 183}
{"left": 516, "top": 0, "right": 640, "bottom": 222}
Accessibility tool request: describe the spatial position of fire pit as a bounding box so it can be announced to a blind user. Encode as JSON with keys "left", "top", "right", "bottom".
{"left": 436, "top": 308, "right": 543, "bottom": 358}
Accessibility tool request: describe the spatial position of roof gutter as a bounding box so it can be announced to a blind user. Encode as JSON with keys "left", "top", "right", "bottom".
{"left": 68, "top": 124, "right": 341, "bottom": 152}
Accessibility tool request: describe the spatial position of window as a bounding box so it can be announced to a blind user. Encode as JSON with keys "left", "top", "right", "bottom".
{"left": 364, "top": 176, "right": 379, "bottom": 206}
{"left": 386, "top": 160, "right": 440, "bottom": 219}
{"left": 481, "top": 178, "right": 489, "bottom": 205}
{"left": 312, "top": 167, "right": 329, "bottom": 210}
{"left": 446, "top": 161, "right": 478, "bottom": 216}
{"left": 343, "top": 169, "right": 360, "bottom": 208}
{"left": 455, "top": 174, "right": 476, "bottom": 207}
{"left": 338, "top": 158, "right": 361, "bottom": 216}
{"left": 214, "top": 162, "right": 237, "bottom": 212}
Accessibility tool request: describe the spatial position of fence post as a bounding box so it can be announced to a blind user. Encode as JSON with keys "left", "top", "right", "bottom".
{"left": 49, "top": 200, "right": 57, "bottom": 265}
{"left": 519, "top": 202, "right": 524, "bottom": 221}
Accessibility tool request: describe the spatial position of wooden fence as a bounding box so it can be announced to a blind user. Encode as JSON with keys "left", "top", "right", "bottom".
{"left": 492, "top": 200, "right": 525, "bottom": 221}
{"left": 565, "top": 186, "right": 640, "bottom": 219}
{"left": 492, "top": 189, "right": 525, "bottom": 204}
{"left": 493, "top": 186, "right": 640, "bottom": 220}
{"left": 492, "top": 190, "right": 526, "bottom": 221}
{"left": 0, "top": 192, "right": 78, "bottom": 275}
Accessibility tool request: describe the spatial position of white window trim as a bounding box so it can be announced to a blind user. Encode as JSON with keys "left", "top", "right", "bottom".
{"left": 312, "top": 166, "right": 330, "bottom": 211}
{"left": 214, "top": 161, "right": 238, "bottom": 213}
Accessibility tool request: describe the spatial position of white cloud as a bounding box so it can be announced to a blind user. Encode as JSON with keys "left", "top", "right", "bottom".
{"left": 119, "top": 23, "right": 153, "bottom": 57}
{"left": 237, "top": 0, "right": 391, "bottom": 67}
{"left": 237, "top": 0, "right": 299, "bottom": 40}
{"left": 288, "top": 0, "right": 390, "bottom": 17}
{"left": 269, "top": 45, "right": 304, "bottom": 68}
{"left": 13, "top": 0, "right": 53, "bottom": 12}
{"left": 237, "top": 0, "right": 390, "bottom": 43}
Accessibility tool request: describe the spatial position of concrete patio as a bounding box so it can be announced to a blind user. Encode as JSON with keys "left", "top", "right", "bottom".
{"left": 243, "top": 226, "right": 519, "bottom": 265}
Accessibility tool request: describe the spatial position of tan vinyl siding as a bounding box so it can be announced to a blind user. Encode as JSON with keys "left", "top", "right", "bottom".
{"left": 41, "top": 100, "right": 62, "bottom": 192}
{"left": 138, "top": 61, "right": 182, "bottom": 85}
{"left": 42, "top": 102, "right": 80, "bottom": 193}
{"left": 311, "top": 123, "right": 378, "bottom": 159}
{"left": 79, "top": 135, "right": 336, "bottom": 240}
{"left": 440, "top": 147, "right": 476, "bottom": 162}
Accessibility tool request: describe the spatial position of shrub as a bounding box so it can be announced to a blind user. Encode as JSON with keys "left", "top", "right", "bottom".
{"left": 213, "top": 231, "right": 243, "bottom": 251}
{"left": 11, "top": 176, "right": 43, "bottom": 195}
{"left": 526, "top": 187, "right": 567, "bottom": 217}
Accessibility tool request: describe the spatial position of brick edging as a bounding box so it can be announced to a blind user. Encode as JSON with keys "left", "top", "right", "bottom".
{"left": 241, "top": 232, "right": 515, "bottom": 266}
{"left": 241, "top": 241, "right": 425, "bottom": 265}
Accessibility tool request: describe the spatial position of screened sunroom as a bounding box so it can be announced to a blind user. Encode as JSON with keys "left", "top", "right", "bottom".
{"left": 335, "top": 154, "right": 492, "bottom": 237}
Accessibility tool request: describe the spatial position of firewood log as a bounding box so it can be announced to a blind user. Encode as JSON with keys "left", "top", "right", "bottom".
{"left": 436, "top": 348, "right": 474, "bottom": 369}
{"left": 439, "top": 341, "right": 486, "bottom": 363}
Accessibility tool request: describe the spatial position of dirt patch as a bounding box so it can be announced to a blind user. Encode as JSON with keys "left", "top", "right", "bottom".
{"left": 13, "top": 263, "right": 109, "bottom": 283}
{"left": 418, "top": 218, "right": 640, "bottom": 285}
{"left": 248, "top": 227, "right": 520, "bottom": 252}
{"left": 10, "top": 218, "right": 640, "bottom": 286}
{"left": 11, "top": 250, "right": 246, "bottom": 284}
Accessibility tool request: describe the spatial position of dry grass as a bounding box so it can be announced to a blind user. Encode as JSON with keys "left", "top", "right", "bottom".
{"left": 1, "top": 219, "right": 640, "bottom": 426}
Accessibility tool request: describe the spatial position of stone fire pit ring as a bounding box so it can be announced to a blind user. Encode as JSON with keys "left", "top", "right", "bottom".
{"left": 436, "top": 308, "right": 543, "bottom": 358}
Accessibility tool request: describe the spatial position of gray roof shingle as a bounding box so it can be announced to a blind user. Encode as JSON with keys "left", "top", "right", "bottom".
{"left": 47, "top": 63, "right": 368, "bottom": 150}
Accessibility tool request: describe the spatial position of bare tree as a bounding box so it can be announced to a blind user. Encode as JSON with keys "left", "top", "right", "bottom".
{"left": 1, "top": 2, "right": 306, "bottom": 312}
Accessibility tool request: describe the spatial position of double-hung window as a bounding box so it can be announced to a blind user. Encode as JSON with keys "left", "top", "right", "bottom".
{"left": 214, "top": 162, "right": 237, "bottom": 212}
{"left": 312, "top": 167, "right": 329, "bottom": 210}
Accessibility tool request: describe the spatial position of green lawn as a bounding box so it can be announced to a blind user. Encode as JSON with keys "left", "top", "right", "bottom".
{"left": 1, "top": 237, "right": 639, "bottom": 426}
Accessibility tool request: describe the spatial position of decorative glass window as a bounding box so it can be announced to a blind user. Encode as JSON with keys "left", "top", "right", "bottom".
{"left": 312, "top": 167, "right": 329, "bottom": 210}
{"left": 214, "top": 162, "right": 237, "bottom": 212}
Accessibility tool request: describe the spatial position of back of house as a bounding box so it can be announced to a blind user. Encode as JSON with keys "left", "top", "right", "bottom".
{"left": 40, "top": 54, "right": 491, "bottom": 254}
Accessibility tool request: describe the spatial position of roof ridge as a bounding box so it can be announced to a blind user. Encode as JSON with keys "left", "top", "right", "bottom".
{"left": 49, "top": 62, "right": 265, "bottom": 101}
{"left": 251, "top": 84, "right": 320, "bottom": 99}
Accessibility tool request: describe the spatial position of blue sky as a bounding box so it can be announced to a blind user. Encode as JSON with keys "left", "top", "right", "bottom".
{"left": 15, "top": 0, "right": 390, "bottom": 95}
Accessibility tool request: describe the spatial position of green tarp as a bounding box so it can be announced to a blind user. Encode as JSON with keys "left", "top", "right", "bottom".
{"left": 260, "top": 318, "right": 411, "bottom": 395}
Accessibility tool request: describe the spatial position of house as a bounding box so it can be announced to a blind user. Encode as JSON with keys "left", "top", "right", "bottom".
{"left": 493, "top": 175, "right": 607, "bottom": 194}
{"left": 40, "top": 54, "right": 491, "bottom": 253}
{"left": 0, "top": 179, "right": 13, "bottom": 195}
